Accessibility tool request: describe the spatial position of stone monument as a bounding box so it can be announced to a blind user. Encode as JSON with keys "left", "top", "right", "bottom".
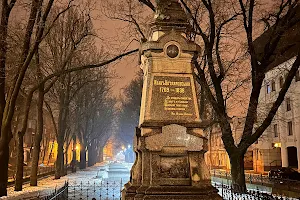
{"left": 122, "top": 0, "right": 221, "bottom": 199}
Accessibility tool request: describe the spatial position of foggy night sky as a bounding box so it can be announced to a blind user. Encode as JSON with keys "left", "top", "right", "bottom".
{"left": 92, "top": 2, "right": 142, "bottom": 98}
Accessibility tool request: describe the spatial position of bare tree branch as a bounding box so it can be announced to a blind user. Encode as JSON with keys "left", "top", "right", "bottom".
{"left": 138, "top": 0, "right": 155, "bottom": 12}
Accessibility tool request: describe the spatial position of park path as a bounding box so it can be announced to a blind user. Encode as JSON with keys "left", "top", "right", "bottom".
{"left": 0, "top": 162, "right": 132, "bottom": 200}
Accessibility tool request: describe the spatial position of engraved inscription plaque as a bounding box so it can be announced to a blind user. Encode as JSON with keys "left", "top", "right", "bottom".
{"left": 150, "top": 75, "right": 198, "bottom": 122}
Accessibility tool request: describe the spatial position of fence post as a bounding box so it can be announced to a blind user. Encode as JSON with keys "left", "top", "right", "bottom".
{"left": 260, "top": 174, "right": 263, "bottom": 185}
{"left": 120, "top": 178, "right": 123, "bottom": 200}
{"left": 221, "top": 181, "right": 223, "bottom": 198}
{"left": 100, "top": 181, "right": 103, "bottom": 200}
{"left": 66, "top": 181, "right": 69, "bottom": 199}
{"left": 54, "top": 186, "right": 57, "bottom": 200}
{"left": 80, "top": 181, "right": 83, "bottom": 199}
{"left": 87, "top": 181, "right": 89, "bottom": 199}
{"left": 73, "top": 182, "right": 75, "bottom": 199}
{"left": 106, "top": 180, "right": 109, "bottom": 198}
{"left": 230, "top": 184, "right": 233, "bottom": 200}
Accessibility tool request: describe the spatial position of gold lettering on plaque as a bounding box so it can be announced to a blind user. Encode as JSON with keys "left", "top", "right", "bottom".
{"left": 151, "top": 76, "right": 196, "bottom": 120}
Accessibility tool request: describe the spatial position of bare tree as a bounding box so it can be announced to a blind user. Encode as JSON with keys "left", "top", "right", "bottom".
{"left": 0, "top": 0, "right": 62, "bottom": 194}
{"left": 136, "top": 0, "right": 300, "bottom": 191}
{"left": 0, "top": 0, "right": 138, "bottom": 194}
{"left": 179, "top": 0, "right": 300, "bottom": 191}
{"left": 117, "top": 72, "right": 143, "bottom": 145}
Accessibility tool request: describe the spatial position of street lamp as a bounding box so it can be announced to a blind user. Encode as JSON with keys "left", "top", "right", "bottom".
{"left": 273, "top": 143, "right": 281, "bottom": 148}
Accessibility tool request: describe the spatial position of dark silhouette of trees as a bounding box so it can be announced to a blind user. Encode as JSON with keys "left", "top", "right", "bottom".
{"left": 0, "top": 0, "right": 138, "bottom": 195}
{"left": 117, "top": 72, "right": 143, "bottom": 146}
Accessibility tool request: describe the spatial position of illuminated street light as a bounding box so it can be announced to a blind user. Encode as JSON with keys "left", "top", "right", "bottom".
{"left": 128, "top": 145, "right": 131, "bottom": 149}
{"left": 273, "top": 143, "right": 281, "bottom": 148}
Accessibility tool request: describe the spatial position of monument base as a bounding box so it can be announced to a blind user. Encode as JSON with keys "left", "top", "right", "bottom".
{"left": 122, "top": 125, "right": 222, "bottom": 200}
{"left": 122, "top": 183, "right": 221, "bottom": 200}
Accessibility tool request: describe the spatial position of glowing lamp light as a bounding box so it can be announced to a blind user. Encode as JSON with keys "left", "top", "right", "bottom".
{"left": 128, "top": 145, "right": 131, "bottom": 149}
{"left": 75, "top": 144, "right": 80, "bottom": 150}
{"left": 273, "top": 143, "right": 281, "bottom": 148}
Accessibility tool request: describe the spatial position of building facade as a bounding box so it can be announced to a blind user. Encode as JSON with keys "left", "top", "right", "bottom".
{"left": 205, "top": 118, "right": 254, "bottom": 171}
{"left": 255, "top": 57, "right": 300, "bottom": 171}
{"left": 205, "top": 60, "right": 300, "bottom": 173}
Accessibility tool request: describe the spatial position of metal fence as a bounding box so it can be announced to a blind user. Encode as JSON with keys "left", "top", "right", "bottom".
{"left": 9, "top": 166, "right": 55, "bottom": 180}
{"left": 214, "top": 183, "right": 300, "bottom": 200}
{"left": 66, "top": 181, "right": 299, "bottom": 200}
{"left": 212, "top": 169, "right": 269, "bottom": 185}
{"left": 22, "top": 182, "right": 69, "bottom": 200}
{"left": 211, "top": 169, "right": 300, "bottom": 192}
{"left": 30, "top": 179, "right": 299, "bottom": 200}
{"left": 40, "top": 182, "right": 69, "bottom": 200}
{"left": 67, "top": 180, "right": 123, "bottom": 200}
{"left": 8, "top": 166, "right": 56, "bottom": 186}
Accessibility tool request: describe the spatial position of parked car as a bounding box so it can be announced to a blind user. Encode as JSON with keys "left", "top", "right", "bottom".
{"left": 268, "top": 167, "right": 300, "bottom": 180}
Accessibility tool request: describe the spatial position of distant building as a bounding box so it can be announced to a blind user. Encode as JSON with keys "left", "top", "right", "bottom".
{"left": 205, "top": 6, "right": 300, "bottom": 173}
{"left": 255, "top": 57, "right": 300, "bottom": 171}
{"left": 205, "top": 118, "right": 254, "bottom": 171}
{"left": 253, "top": 6, "right": 300, "bottom": 172}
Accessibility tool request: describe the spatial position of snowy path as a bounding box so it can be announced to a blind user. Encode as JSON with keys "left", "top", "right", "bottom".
{"left": 0, "top": 162, "right": 128, "bottom": 200}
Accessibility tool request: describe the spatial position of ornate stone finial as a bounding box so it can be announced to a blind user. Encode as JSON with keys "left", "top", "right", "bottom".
{"left": 154, "top": 0, "right": 188, "bottom": 24}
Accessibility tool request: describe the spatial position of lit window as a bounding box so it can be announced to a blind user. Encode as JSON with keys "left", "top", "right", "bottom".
{"left": 286, "top": 98, "right": 291, "bottom": 111}
{"left": 271, "top": 81, "right": 276, "bottom": 92}
{"left": 279, "top": 76, "right": 284, "bottom": 88}
{"left": 267, "top": 84, "right": 271, "bottom": 94}
{"left": 296, "top": 70, "right": 300, "bottom": 82}
{"left": 273, "top": 124, "right": 278, "bottom": 137}
{"left": 288, "top": 121, "right": 293, "bottom": 136}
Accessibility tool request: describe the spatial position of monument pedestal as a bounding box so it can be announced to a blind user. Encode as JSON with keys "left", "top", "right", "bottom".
{"left": 124, "top": 185, "right": 220, "bottom": 200}
{"left": 122, "top": 1, "right": 221, "bottom": 199}
{"left": 122, "top": 125, "right": 222, "bottom": 200}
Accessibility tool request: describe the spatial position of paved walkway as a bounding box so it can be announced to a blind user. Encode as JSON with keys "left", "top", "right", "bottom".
{"left": 0, "top": 162, "right": 132, "bottom": 200}
{"left": 68, "top": 162, "right": 131, "bottom": 200}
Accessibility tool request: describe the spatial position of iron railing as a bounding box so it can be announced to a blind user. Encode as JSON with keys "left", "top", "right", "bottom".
{"left": 212, "top": 169, "right": 300, "bottom": 184}
{"left": 21, "top": 182, "right": 69, "bottom": 200}
{"left": 212, "top": 169, "right": 300, "bottom": 195}
{"left": 67, "top": 180, "right": 123, "bottom": 200}
{"left": 214, "top": 182, "right": 300, "bottom": 200}
{"left": 40, "top": 182, "right": 69, "bottom": 200}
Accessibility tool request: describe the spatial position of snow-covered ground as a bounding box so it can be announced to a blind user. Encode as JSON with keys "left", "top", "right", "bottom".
{"left": 0, "top": 162, "right": 127, "bottom": 200}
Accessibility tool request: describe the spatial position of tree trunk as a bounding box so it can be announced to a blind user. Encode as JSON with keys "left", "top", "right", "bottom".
{"left": 0, "top": 132, "right": 10, "bottom": 196}
{"left": 64, "top": 149, "right": 68, "bottom": 175}
{"left": 61, "top": 147, "right": 65, "bottom": 175}
{"left": 41, "top": 136, "right": 49, "bottom": 164}
{"left": 55, "top": 88, "right": 67, "bottom": 179}
{"left": 87, "top": 145, "right": 93, "bottom": 167}
{"left": 15, "top": 133, "right": 24, "bottom": 191}
{"left": 72, "top": 134, "right": 76, "bottom": 172}
{"left": 229, "top": 153, "right": 246, "bottom": 192}
{"left": 30, "top": 84, "right": 44, "bottom": 186}
{"left": 99, "top": 147, "right": 104, "bottom": 163}
{"left": 55, "top": 135, "right": 64, "bottom": 179}
{"left": 79, "top": 144, "right": 86, "bottom": 169}
{"left": 47, "top": 140, "right": 54, "bottom": 165}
